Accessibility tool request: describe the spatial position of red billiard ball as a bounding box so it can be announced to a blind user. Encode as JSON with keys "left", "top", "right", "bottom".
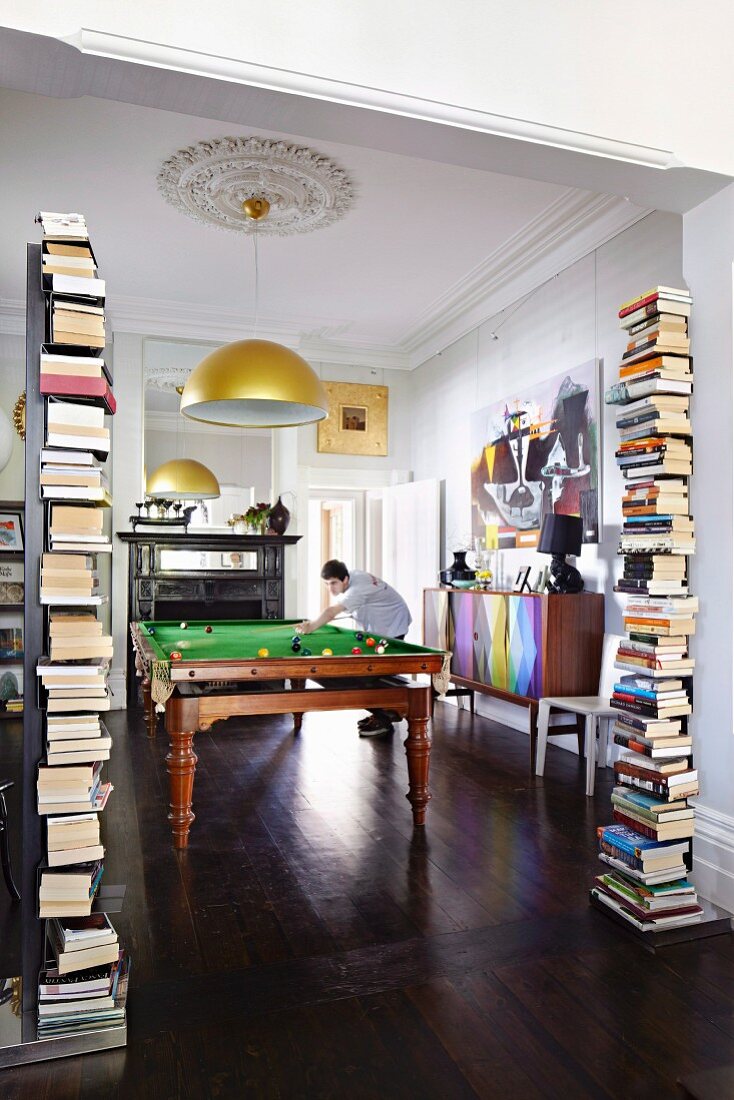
{"left": 170, "top": 651, "right": 182, "bottom": 660}
{"left": 205, "top": 625, "right": 213, "bottom": 633}
{"left": 366, "top": 637, "right": 376, "bottom": 647}
{"left": 352, "top": 646, "right": 362, "bottom": 654}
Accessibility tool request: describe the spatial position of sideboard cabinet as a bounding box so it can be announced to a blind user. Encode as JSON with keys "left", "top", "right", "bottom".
{"left": 423, "top": 588, "right": 604, "bottom": 768}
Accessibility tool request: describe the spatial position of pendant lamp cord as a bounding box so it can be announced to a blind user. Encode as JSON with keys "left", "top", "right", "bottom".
{"left": 253, "top": 225, "right": 260, "bottom": 339}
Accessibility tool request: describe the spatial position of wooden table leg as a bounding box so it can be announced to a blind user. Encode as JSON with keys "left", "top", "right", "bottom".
{"left": 142, "top": 675, "right": 157, "bottom": 738}
{"left": 165, "top": 697, "right": 200, "bottom": 849}
{"left": 404, "top": 683, "right": 432, "bottom": 826}
{"left": 290, "top": 678, "right": 305, "bottom": 734}
{"left": 529, "top": 703, "right": 538, "bottom": 773}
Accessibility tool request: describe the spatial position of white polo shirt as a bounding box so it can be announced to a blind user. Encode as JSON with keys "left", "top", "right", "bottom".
{"left": 337, "top": 569, "right": 412, "bottom": 638}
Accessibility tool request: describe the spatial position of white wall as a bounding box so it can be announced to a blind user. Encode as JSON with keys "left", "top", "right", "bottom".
{"left": 0, "top": 335, "right": 26, "bottom": 501}
{"left": 682, "top": 183, "right": 734, "bottom": 909}
{"left": 144, "top": 424, "right": 272, "bottom": 507}
{"left": 408, "top": 210, "right": 684, "bottom": 732}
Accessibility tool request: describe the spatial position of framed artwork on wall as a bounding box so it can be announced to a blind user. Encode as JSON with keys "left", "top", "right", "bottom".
{"left": 317, "top": 382, "right": 388, "bottom": 456}
{"left": 0, "top": 511, "right": 23, "bottom": 551}
{"left": 470, "top": 360, "right": 601, "bottom": 550}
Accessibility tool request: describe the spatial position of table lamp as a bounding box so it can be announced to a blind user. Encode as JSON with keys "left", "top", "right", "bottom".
{"left": 538, "top": 514, "right": 585, "bottom": 593}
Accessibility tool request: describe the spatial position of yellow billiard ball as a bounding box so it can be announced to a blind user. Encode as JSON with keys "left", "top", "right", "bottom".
{"left": 321, "top": 647, "right": 333, "bottom": 656}
{"left": 257, "top": 647, "right": 269, "bottom": 658}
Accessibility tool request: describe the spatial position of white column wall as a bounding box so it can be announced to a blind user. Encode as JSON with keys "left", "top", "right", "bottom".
{"left": 682, "top": 183, "right": 734, "bottom": 909}
{"left": 109, "top": 332, "right": 145, "bottom": 706}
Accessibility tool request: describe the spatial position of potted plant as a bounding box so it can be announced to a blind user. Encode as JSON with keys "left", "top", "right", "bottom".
{"left": 245, "top": 502, "right": 271, "bottom": 535}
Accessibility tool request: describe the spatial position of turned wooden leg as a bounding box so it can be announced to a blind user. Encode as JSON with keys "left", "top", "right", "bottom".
{"left": 290, "top": 678, "right": 305, "bottom": 734}
{"left": 404, "top": 683, "right": 433, "bottom": 826}
{"left": 142, "top": 676, "right": 157, "bottom": 738}
{"left": 166, "top": 730, "right": 198, "bottom": 849}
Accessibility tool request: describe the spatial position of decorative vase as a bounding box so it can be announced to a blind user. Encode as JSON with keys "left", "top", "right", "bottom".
{"left": 450, "top": 550, "right": 476, "bottom": 582}
{"left": 267, "top": 495, "right": 291, "bottom": 535}
{"left": 233, "top": 520, "right": 247, "bottom": 534}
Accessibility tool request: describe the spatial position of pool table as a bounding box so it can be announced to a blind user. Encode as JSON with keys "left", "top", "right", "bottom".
{"left": 130, "top": 619, "right": 447, "bottom": 848}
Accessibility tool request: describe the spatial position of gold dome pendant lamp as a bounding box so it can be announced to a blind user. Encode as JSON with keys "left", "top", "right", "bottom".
{"left": 180, "top": 198, "right": 328, "bottom": 429}
{"left": 146, "top": 458, "right": 220, "bottom": 500}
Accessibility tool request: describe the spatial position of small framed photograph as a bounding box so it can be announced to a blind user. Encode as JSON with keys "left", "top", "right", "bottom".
{"left": 340, "top": 405, "right": 368, "bottom": 432}
{"left": 220, "top": 551, "right": 244, "bottom": 569}
{"left": 513, "top": 566, "right": 532, "bottom": 593}
{"left": 0, "top": 512, "right": 23, "bottom": 552}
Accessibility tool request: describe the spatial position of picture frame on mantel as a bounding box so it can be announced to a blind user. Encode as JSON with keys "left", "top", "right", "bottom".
{"left": 317, "top": 382, "right": 388, "bottom": 456}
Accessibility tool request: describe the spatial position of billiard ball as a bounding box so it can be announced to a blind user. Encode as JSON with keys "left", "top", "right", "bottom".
{"left": 291, "top": 635, "right": 301, "bottom": 644}
{"left": 302, "top": 648, "right": 312, "bottom": 656}
{"left": 180, "top": 622, "right": 188, "bottom": 630}
{"left": 366, "top": 637, "right": 376, "bottom": 648}
{"left": 205, "top": 625, "right": 213, "bottom": 633}
{"left": 257, "top": 647, "right": 269, "bottom": 658}
{"left": 170, "top": 651, "right": 182, "bottom": 660}
{"left": 376, "top": 645, "right": 386, "bottom": 654}
{"left": 355, "top": 632, "right": 364, "bottom": 641}
{"left": 379, "top": 639, "right": 388, "bottom": 647}
{"left": 352, "top": 646, "right": 362, "bottom": 654}
{"left": 321, "top": 647, "right": 333, "bottom": 656}
{"left": 291, "top": 641, "right": 301, "bottom": 652}
{"left": 147, "top": 627, "right": 155, "bottom": 635}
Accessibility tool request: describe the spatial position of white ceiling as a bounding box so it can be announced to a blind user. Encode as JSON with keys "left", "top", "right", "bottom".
{"left": 1, "top": 27, "right": 728, "bottom": 370}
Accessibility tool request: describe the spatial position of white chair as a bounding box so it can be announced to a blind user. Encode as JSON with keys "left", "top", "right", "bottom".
{"left": 535, "top": 633, "right": 622, "bottom": 796}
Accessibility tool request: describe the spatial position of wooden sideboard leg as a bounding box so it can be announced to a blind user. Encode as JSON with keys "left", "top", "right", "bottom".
{"left": 142, "top": 676, "right": 157, "bottom": 738}
{"left": 404, "top": 684, "right": 433, "bottom": 826}
{"left": 529, "top": 704, "right": 538, "bottom": 773}
{"left": 575, "top": 714, "right": 585, "bottom": 757}
{"left": 290, "top": 678, "right": 305, "bottom": 734}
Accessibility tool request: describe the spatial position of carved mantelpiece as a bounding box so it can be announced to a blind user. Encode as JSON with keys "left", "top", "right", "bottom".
{"left": 117, "top": 531, "right": 301, "bottom": 705}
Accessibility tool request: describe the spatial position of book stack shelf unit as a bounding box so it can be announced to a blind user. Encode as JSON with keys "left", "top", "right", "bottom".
{"left": 591, "top": 285, "right": 729, "bottom": 945}
{"left": 0, "top": 501, "right": 25, "bottom": 720}
{"left": 9, "top": 222, "right": 128, "bottom": 1065}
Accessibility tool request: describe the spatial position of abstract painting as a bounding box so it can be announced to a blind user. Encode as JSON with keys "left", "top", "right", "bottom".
{"left": 470, "top": 360, "right": 600, "bottom": 549}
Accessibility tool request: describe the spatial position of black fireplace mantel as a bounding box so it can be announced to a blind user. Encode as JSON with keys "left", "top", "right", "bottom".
{"left": 117, "top": 530, "right": 301, "bottom": 704}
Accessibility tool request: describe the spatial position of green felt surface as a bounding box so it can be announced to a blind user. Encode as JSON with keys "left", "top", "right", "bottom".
{"left": 139, "top": 620, "right": 439, "bottom": 662}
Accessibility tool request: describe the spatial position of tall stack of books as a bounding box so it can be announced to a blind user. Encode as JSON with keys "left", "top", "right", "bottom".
{"left": 32, "top": 211, "right": 127, "bottom": 1039}
{"left": 594, "top": 285, "right": 703, "bottom": 933}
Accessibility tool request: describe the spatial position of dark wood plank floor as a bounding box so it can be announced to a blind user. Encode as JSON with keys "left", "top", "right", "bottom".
{"left": 2, "top": 700, "right": 734, "bottom": 1098}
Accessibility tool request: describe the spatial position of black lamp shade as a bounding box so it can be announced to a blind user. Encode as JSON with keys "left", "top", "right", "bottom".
{"left": 538, "top": 513, "right": 583, "bottom": 557}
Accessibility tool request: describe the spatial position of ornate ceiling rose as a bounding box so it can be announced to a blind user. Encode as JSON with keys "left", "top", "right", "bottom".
{"left": 157, "top": 136, "right": 355, "bottom": 236}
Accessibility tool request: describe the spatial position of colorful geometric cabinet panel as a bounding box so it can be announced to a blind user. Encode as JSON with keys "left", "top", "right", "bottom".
{"left": 423, "top": 589, "right": 543, "bottom": 700}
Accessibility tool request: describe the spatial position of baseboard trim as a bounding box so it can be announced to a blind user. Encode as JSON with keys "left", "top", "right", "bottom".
{"left": 691, "top": 802, "right": 734, "bottom": 912}
{"left": 108, "top": 666, "right": 127, "bottom": 710}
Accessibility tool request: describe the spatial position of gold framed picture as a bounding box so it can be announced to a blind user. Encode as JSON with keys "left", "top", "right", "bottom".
{"left": 317, "top": 382, "right": 388, "bottom": 456}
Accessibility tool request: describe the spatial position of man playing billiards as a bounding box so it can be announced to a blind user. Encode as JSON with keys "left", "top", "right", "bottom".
{"left": 297, "top": 559, "right": 412, "bottom": 737}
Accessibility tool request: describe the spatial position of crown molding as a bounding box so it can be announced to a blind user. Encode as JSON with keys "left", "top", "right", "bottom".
{"left": 110, "top": 297, "right": 410, "bottom": 369}
{"left": 400, "top": 190, "right": 652, "bottom": 368}
{"left": 0, "top": 302, "right": 25, "bottom": 337}
{"left": 63, "top": 29, "right": 680, "bottom": 170}
{"left": 0, "top": 191, "right": 652, "bottom": 371}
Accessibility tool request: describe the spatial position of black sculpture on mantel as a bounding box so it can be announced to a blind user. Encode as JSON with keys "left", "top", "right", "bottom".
{"left": 130, "top": 500, "right": 196, "bottom": 531}
{"left": 538, "top": 513, "right": 585, "bottom": 594}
